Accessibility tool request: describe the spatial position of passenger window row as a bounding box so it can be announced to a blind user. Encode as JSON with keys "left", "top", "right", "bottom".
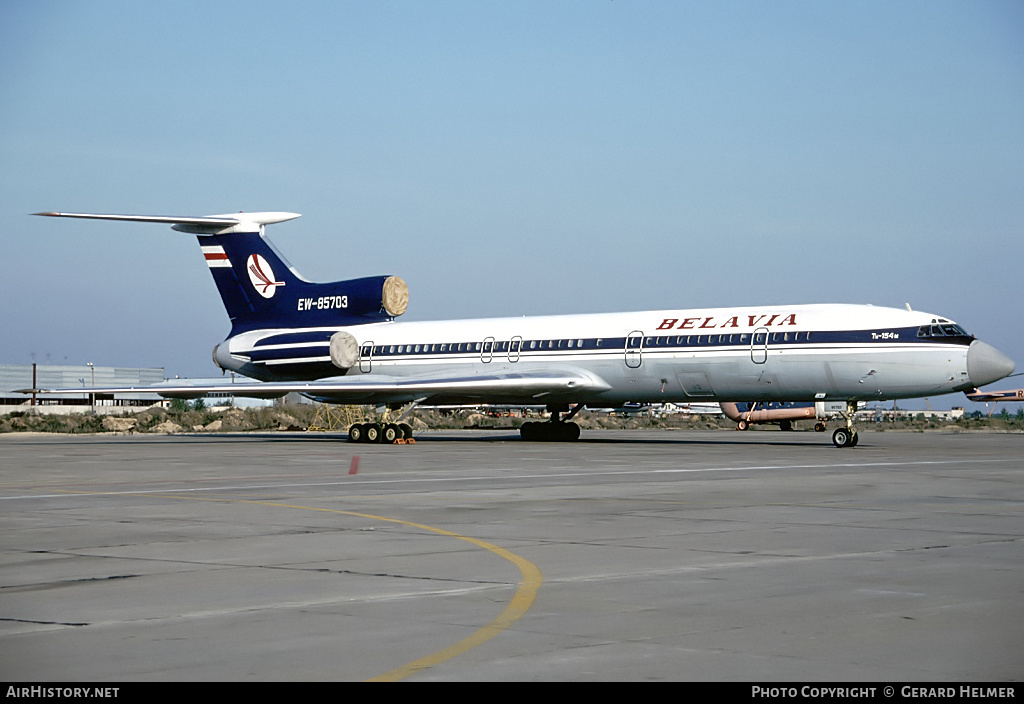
{"left": 360, "top": 331, "right": 816, "bottom": 357}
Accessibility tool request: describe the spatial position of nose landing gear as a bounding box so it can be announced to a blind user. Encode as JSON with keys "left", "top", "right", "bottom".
{"left": 832, "top": 401, "right": 860, "bottom": 447}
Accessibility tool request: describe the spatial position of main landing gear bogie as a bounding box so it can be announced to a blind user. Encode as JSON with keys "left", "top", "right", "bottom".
{"left": 520, "top": 403, "right": 584, "bottom": 442}
{"left": 348, "top": 422, "right": 414, "bottom": 444}
{"left": 519, "top": 420, "right": 581, "bottom": 442}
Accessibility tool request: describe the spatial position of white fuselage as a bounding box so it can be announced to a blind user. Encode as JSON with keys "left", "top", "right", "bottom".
{"left": 219, "top": 303, "right": 990, "bottom": 406}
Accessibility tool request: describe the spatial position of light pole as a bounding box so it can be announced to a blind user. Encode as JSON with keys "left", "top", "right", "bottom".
{"left": 86, "top": 362, "right": 94, "bottom": 413}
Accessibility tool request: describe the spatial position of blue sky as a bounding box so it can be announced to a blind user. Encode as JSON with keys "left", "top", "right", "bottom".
{"left": 2, "top": 1, "right": 1022, "bottom": 409}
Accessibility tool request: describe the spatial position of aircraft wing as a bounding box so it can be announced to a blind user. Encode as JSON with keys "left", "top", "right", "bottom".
{"left": 19, "top": 369, "right": 612, "bottom": 405}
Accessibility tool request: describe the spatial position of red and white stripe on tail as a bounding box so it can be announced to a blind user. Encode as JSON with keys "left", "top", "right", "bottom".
{"left": 202, "top": 245, "right": 231, "bottom": 268}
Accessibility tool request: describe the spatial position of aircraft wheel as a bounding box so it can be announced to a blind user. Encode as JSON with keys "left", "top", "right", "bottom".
{"left": 521, "top": 421, "right": 580, "bottom": 441}
{"left": 399, "top": 422, "right": 413, "bottom": 440}
{"left": 556, "top": 422, "right": 581, "bottom": 441}
{"left": 348, "top": 423, "right": 365, "bottom": 443}
{"left": 849, "top": 430, "right": 859, "bottom": 447}
{"left": 779, "top": 420, "right": 793, "bottom": 432}
{"left": 832, "top": 428, "right": 856, "bottom": 448}
{"left": 814, "top": 422, "right": 826, "bottom": 432}
{"left": 382, "top": 424, "right": 400, "bottom": 444}
{"left": 737, "top": 420, "right": 749, "bottom": 431}
{"left": 365, "top": 423, "right": 382, "bottom": 443}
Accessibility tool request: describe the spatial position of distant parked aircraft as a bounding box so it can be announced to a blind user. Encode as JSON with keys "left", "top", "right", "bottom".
{"left": 720, "top": 401, "right": 845, "bottom": 432}
{"left": 965, "top": 388, "right": 1024, "bottom": 403}
{"left": 965, "top": 386, "right": 1024, "bottom": 417}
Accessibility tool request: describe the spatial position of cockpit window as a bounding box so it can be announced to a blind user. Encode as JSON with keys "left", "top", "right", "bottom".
{"left": 917, "top": 323, "right": 971, "bottom": 339}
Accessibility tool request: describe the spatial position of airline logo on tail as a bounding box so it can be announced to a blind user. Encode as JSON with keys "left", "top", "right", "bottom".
{"left": 246, "top": 254, "right": 285, "bottom": 298}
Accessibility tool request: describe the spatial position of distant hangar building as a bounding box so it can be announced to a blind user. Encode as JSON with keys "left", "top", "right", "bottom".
{"left": 0, "top": 363, "right": 164, "bottom": 411}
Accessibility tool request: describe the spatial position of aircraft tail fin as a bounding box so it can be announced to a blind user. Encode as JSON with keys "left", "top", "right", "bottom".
{"left": 34, "top": 211, "right": 408, "bottom": 333}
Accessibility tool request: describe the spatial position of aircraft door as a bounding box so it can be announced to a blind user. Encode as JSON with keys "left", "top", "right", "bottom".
{"left": 359, "top": 341, "right": 374, "bottom": 373}
{"left": 509, "top": 336, "right": 522, "bottom": 363}
{"left": 481, "top": 337, "right": 495, "bottom": 363}
{"left": 625, "top": 331, "right": 644, "bottom": 368}
{"left": 751, "top": 327, "right": 768, "bottom": 364}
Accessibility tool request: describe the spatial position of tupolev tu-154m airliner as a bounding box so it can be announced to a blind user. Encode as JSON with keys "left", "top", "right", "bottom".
{"left": 26, "top": 211, "right": 1015, "bottom": 447}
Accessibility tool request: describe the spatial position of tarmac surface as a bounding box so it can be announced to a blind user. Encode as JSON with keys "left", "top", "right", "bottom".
{"left": 0, "top": 428, "right": 1021, "bottom": 681}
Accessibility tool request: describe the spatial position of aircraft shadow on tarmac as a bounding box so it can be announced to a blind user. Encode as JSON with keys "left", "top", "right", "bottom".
{"left": 6, "top": 430, "right": 860, "bottom": 448}
{"left": 153, "top": 430, "right": 842, "bottom": 447}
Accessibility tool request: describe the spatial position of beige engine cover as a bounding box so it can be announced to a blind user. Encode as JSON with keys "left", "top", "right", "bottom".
{"left": 329, "top": 331, "right": 360, "bottom": 370}
{"left": 382, "top": 276, "right": 409, "bottom": 317}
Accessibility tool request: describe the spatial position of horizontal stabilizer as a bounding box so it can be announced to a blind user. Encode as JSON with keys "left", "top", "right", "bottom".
{"left": 34, "top": 211, "right": 300, "bottom": 234}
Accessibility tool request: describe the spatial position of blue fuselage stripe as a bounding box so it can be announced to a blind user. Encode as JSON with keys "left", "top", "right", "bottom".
{"left": 241, "top": 325, "right": 970, "bottom": 367}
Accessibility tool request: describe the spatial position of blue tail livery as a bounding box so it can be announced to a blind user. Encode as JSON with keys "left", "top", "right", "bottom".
{"left": 35, "top": 211, "right": 408, "bottom": 334}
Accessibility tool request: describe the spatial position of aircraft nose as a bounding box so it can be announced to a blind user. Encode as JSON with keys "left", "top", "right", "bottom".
{"left": 967, "top": 340, "right": 1016, "bottom": 388}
